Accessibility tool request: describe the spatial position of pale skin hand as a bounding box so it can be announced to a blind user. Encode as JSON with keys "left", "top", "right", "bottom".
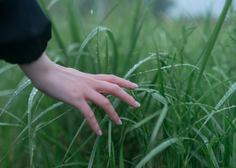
{"left": 19, "top": 52, "right": 140, "bottom": 135}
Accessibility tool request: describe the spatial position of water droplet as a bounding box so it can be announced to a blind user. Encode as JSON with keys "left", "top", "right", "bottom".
{"left": 91, "top": 9, "right": 93, "bottom": 14}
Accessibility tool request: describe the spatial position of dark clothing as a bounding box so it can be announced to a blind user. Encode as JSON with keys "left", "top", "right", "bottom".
{"left": 0, "top": 0, "right": 51, "bottom": 64}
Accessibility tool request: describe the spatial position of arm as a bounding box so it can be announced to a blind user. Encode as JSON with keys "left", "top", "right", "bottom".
{"left": 19, "top": 53, "right": 140, "bottom": 135}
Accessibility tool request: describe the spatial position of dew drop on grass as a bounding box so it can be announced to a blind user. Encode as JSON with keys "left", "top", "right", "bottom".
{"left": 91, "top": 9, "right": 93, "bottom": 14}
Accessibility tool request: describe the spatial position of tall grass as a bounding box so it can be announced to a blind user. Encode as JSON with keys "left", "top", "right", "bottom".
{"left": 0, "top": 0, "right": 236, "bottom": 167}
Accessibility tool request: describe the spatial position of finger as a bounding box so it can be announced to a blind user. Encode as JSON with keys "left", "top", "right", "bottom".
{"left": 93, "top": 74, "right": 138, "bottom": 89}
{"left": 75, "top": 101, "right": 102, "bottom": 136}
{"left": 96, "top": 82, "right": 140, "bottom": 108}
{"left": 88, "top": 93, "right": 122, "bottom": 125}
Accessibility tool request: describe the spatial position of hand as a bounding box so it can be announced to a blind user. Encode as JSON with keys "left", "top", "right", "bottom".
{"left": 19, "top": 52, "right": 140, "bottom": 135}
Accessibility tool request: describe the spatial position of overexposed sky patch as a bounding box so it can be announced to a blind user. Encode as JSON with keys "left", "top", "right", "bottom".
{"left": 169, "top": 0, "right": 236, "bottom": 18}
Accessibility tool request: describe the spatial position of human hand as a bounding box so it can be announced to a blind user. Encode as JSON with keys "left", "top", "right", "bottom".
{"left": 19, "top": 53, "right": 140, "bottom": 135}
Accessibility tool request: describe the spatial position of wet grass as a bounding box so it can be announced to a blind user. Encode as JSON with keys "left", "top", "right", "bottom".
{"left": 0, "top": 0, "right": 236, "bottom": 167}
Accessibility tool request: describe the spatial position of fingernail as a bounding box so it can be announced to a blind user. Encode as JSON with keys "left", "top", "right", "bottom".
{"left": 97, "top": 130, "right": 102, "bottom": 136}
{"left": 118, "top": 119, "right": 122, "bottom": 125}
{"left": 132, "top": 83, "right": 138, "bottom": 88}
{"left": 135, "top": 101, "right": 141, "bottom": 107}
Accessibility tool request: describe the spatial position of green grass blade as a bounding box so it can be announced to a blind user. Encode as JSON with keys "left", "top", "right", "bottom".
{"left": 150, "top": 104, "right": 168, "bottom": 146}
{"left": 194, "top": 0, "right": 232, "bottom": 91}
{"left": 105, "top": 31, "right": 118, "bottom": 74}
{"left": 198, "top": 82, "right": 236, "bottom": 135}
{"left": 38, "top": 0, "right": 67, "bottom": 58}
{"left": 52, "top": 162, "right": 88, "bottom": 168}
{"left": 234, "top": 124, "right": 236, "bottom": 167}
{"left": 193, "top": 127, "right": 219, "bottom": 168}
{"left": 0, "top": 90, "right": 14, "bottom": 96}
{"left": 130, "top": 88, "right": 168, "bottom": 146}
{"left": 0, "top": 79, "right": 31, "bottom": 117}
{"left": 0, "top": 123, "right": 23, "bottom": 127}
{"left": 64, "top": 0, "right": 81, "bottom": 43}
{"left": 124, "top": 54, "right": 156, "bottom": 79}
{"left": 64, "top": 132, "right": 95, "bottom": 163}
{"left": 62, "top": 119, "right": 86, "bottom": 164}
{"left": 96, "top": 28, "right": 102, "bottom": 74}
{"left": 105, "top": 34, "right": 109, "bottom": 74}
{"left": 108, "top": 120, "right": 112, "bottom": 166}
{"left": 28, "top": 87, "right": 38, "bottom": 167}
{"left": 74, "top": 27, "right": 112, "bottom": 68}
{"left": 124, "top": 0, "right": 156, "bottom": 71}
{"left": 135, "top": 138, "right": 179, "bottom": 168}
{"left": 100, "top": 0, "right": 125, "bottom": 25}
{"left": 198, "top": 77, "right": 236, "bottom": 102}
{"left": 46, "top": 0, "right": 60, "bottom": 10}
{"left": 152, "top": 37, "right": 165, "bottom": 97}
{"left": 88, "top": 135, "right": 100, "bottom": 168}
{"left": 35, "top": 108, "right": 73, "bottom": 132}
{"left": 127, "top": 110, "right": 161, "bottom": 132}
{"left": 0, "top": 64, "right": 16, "bottom": 75}
{"left": 0, "top": 108, "right": 26, "bottom": 125}
{"left": 32, "top": 102, "right": 63, "bottom": 123}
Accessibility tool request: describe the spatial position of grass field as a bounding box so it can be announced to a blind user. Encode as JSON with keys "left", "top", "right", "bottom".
{"left": 1, "top": 0, "right": 236, "bottom": 167}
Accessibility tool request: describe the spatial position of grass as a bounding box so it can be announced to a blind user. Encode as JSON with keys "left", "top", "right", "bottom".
{"left": 1, "top": 0, "right": 236, "bottom": 167}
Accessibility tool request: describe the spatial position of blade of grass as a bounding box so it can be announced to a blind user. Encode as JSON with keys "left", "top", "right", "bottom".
{"left": 135, "top": 138, "right": 179, "bottom": 168}
{"left": 105, "top": 34, "right": 109, "bottom": 74}
{"left": 108, "top": 120, "right": 112, "bottom": 167}
{"left": 197, "top": 82, "right": 236, "bottom": 136}
{"left": 0, "top": 123, "right": 23, "bottom": 127}
{"left": 74, "top": 27, "right": 112, "bottom": 68}
{"left": 193, "top": 127, "right": 219, "bottom": 168}
{"left": 88, "top": 135, "right": 100, "bottom": 168}
{"left": 52, "top": 162, "right": 88, "bottom": 168}
{"left": 124, "top": 0, "right": 156, "bottom": 71}
{"left": 64, "top": 0, "right": 81, "bottom": 43}
{"left": 234, "top": 123, "right": 236, "bottom": 167}
{"left": 64, "top": 132, "right": 95, "bottom": 163}
{"left": 106, "top": 31, "right": 118, "bottom": 74}
{"left": 0, "top": 108, "right": 26, "bottom": 125}
{"left": 61, "top": 119, "right": 86, "bottom": 164}
{"left": 124, "top": 53, "right": 156, "bottom": 79}
{"left": 0, "top": 79, "right": 31, "bottom": 117}
{"left": 46, "top": 0, "right": 60, "bottom": 10}
{"left": 0, "top": 102, "right": 64, "bottom": 165}
{"left": 28, "top": 87, "right": 38, "bottom": 167}
{"left": 0, "top": 64, "right": 16, "bottom": 75}
{"left": 38, "top": 0, "right": 68, "bottom": 59}
{"left": 100, "top": 0, "right": 125, "bottom": 25}
{"left": 194, "top": 0, "right": 232, "bottom": 91}
{"left": 96, "top": 28, "right": 102, "bottom": 74}
{"left": 0, "top": 90, "right": 14, "bottom": 96}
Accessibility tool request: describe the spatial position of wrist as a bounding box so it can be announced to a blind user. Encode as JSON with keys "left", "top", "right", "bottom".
{"left": 19, "top": 52, "right": 55, "bottom": 88}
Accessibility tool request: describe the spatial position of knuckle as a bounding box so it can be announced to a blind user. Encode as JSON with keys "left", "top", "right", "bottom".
{"left": 111, "top": 84, "right": 120, "bottom": 92}
{"left": 102, "top": 98, "right": 110, "bottom": 106}
{"left": 109, "top": 75, "right": 117, "bottom": 82}
{"left": 87, "top": 112, "right": 95, "bottom": 120}
{"left": 72, "top": 92, "right": 83, "bottom": 102}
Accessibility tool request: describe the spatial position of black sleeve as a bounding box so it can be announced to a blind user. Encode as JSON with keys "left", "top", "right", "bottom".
{"left": 0, "top": 0, "right": 51, "bottom": 64}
